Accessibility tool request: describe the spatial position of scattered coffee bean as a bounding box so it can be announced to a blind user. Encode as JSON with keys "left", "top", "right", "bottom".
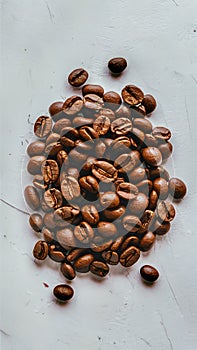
{"left": 103, "top": 91, "right": 122, "bottom": 110}
{"left": 122, "top": 85, "right": 144, "bottom": 106}
{"left": 68, "top": 68, "right": 88, "bottom": 87}
{"left": 34, "top": 116, "right": 52, "bottom": 138}
{"left": 73, "top": 253, "right": 94, "bottom": 273}
{"left": 157, "top": 201, "right": 176, "bottom": 223}
{"left": 24, "top": 186, "right": 40, "bottom": 210}
{"left": 142, "top": 94, "right": 157, "bottom": 114}
{"left": 152, "top": 127, "right": 171, "bottom": 141}
{"left": 168, "top": 178, "right": 187, "bottom": 199}
{"left": 108, "top": 57, "right": 127, "bottom": 73}
{"left": 53, "top": 284, "right": 74, "bottom": 301}
{"left": 90, "top": 261, "right": 109, "bottom": 277}
{"left": 61, "top": 262, "right": 76, "bottom": 280}
{"left": 63, "top": 95, "right": 83, "bottom": 115}
{"left": 102, "top": 250, "right": 119, "bottom": 265}
{"left": 49, "top": 101, "right": 64, "bottom": 121}
{"left": 140, "top": 265, "right": 159, "bottom": 282}
{"left": 82, "top": 84, "right": 104, "bottom": 97}
{"left": 33, "top": 240, "right": 48, "bottom": 260}
{"left": 27, "top": 140, "right": 46, "bottom": 157}
{"left": 120, "top": 246, "right": 140, "bottom": 267}
{"left": 29, "top": 213, "right": 43, "bottom": 232}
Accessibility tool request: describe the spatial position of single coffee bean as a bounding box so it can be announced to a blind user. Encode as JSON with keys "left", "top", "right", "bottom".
{"left": 148, "top": 166, "right": 170, "bottom": 181}
{"left": 101, "top": 250, "right": 119, "bottom": 265}
{"left": 129, "top": 192, "right": 149, "bottom": 215}
{"left": 45, "top": 142, "right": 63, "bottom": 157}
{"left": 61, "top": 176, "right": 80, "bottom": 201}
{"left": 73, "top": 115, "right": 94, "bottom": 127}
{"left": 79, "top": 125, "right": 98, "bottom": 141}
{"left": 129, "top": 166, "right": 147, "bottom": 184}
{"left": 42, "top": 227, "right": 54, "bottom": 243}
{"left": 144, "top": 134, "right": 158, "bottom": 147}
{"left": 27, "top": 155, "right": 46, "bottom": 175}
{"left": 29, "top": 213, "right": 43, "bottom": 232}
{"left": 108, "top": 57, "right": 127, "bottom": 73}
{"left": 97, "top": 108, "right": 115, "bottom": 121}
{"left": 24, "top": 186, "right": 40, "bottom": 210}
{"left": 63, "top": 95, "right": 83, "bottom": 115}
{"left": 68, "top": 68, "right": 88, "bottom": 87}
{"left": 157, "top": 201, "right": 176, "bottom": 223}
{"left": 153, "top": 220, "right": 171, "bottom": 235}
{"left": 53, "top": 118, "right": 71, "bottom": 133}
{"left": 41, "top": 160, "right": 59, "bottom": 183}
{"left": 97, "top": 221, "right": 117, "bottom": 238}
{"left": 136, "top": 179, "right": 153, "bottom": 195}
{"left": 99, "top": 191, "right": 120, "bottom": 209}
{"left": 122, "top": 85, "right": 144, "bottom": 106}
{"left": 111, "top": 118, "right": 132, "bottom": 135}
{"left": 48, "top": 245, "right": 66, "bottom": 262}
{"left": 79, "top": 176, "right": 99, "bottom": 193}
{"left": 81, "top": 205, "right": 99, "bottom": 225}
{"left": 82, "top": 84, "right": 104, "bottom": 97}
{"left": 139, "top": 231, "right": 156, "bottom": 252}
{"left": 133, "top": 118, "right": 152, "bottom": 133}
{"left": 117, "top": 183, "right": 138, "bottom": 200}
{"left": 92, "top": 160, "right": 118, "bottom": 183}
{"left": 103, "top": 91, "right": 122, "bottom": 110}
{"left": 139, "top": 210, "right": 155, "bottom": 234}
{"left": 49, "top": 101, "right": 64, "bottom": 121}
{"left": 61, "top": 262, "right": 76, "bottom": 280}
{"left": 114, "top": 151, "right": 140, "bottom": 173}
{"left": 74, "top": 222, "right": 94, "bottom": 244}
{"left": 120, "top": 246, "right": 140, "bottom": 267}
{"left": 122, "top": 215, "right": 142, "bottom": 232}
{"left": 90, "top": 261, "right": 109, "bottom": 277}
{"left": 148, "top": 190, "right": 158, "bottom": 210}
{"left": 140, "top": 265, "right": 159, "bottom": 282}
{"left": 141, "top": 147, "right": 162, "bottom": 167}
{"left": 34, "top": 116, "right": 52, "bottom": 138}
{"left": 43, "top": 212, "right": 57, "bottom": 229}
{"left": 44, "top": 188, "right": 62, "bottom": 209}
{"left": 115, "top": 105, "right": 132, "bottom": 119}
{"left": 110, "top": 236, "right": 125, "bottom": 251}
{"left": 168, "top": 178, "right": 187, "bottom": 199}
{"left": 142, "top": 94, "right": 157, "bottom": 114}
{"left": 45, "top": 133, "right": 60, "bottom": 146}
{"left": 74, "top": 253, "right": 94, "bottom": 272}
{"left": 110, "top": 136, "right": 131, "bottom": 153}
{"left": 91, "top": 239, "right": 113, "bottom": 253}
{"left": 158, "top": 142, "right": 173, "bottom": 160}
{"left": 83, "top": 94, "right": 104, "bottom": 110}
{"left": 152, "top": 127, "right": 171, "bottom": 141}
{"left": 56, "top": 150, "right": 68, "bottom": 167}
{"left": 56, "top": 228, "right": 76, "bottom": 250}
{"left": 27, "top": 141, "right": 46, "bottom": 157}
{"left": 153, "top": 178, "right": 168, "bottom": 200}
{"left": 33, "top": 240, "right": 48, "bottom": 260}
{"left": 61, "top": 125, "right": 79, "bottom": 140}
{"left": 55, "top": 205, "right": 80, "bottom": 224}
{"left": 67, "top": 248, "right": 87, "bottom": 263}
{"left": 93, "top": 115, "right": 111, "bottom": 135}
{"left": 53, "top": 284, "right": 74, "bottom": 301}
{"left": 120, "top": 236, "right": 140, "bottom": 251}
{"left": 103, "top": 206, "right": 126, "bottom": 220}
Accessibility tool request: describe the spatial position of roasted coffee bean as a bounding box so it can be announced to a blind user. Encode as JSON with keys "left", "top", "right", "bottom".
{"left": 133, "top": 118, "right": 152, "bottom": 133}
{"left": 108, "top": 57, "right": 127, "bottom": 73}
{"left": 103, "top": 91, "right": 122, "bottom": 110}
{"left": 81, "top": 157, "right": 96, "bottom": 173}
{"left": 120, "top": 246, "right": 140, "bottom": 267}
{"left": 34, "top": 116, "right": 52, "bottom": 138}
{"left": 53, "top": 284, "right": 74, "bottom": 301}
{"left": 142, "top": 94, "right": 157, "bottom": 114}
{"left": 122, "top": 215, "right": 142, "bottom": 232}
{"left": 153, "top": 178, "right": 168, "bottom": 199}
{"left": 48, "top": 245, "right": 66, "bottom": 262}
{"left": 110, "top": 136, "right": 131, "bottom": 152}
{"left": 42, "top": 227, "right": 54, "bottom": 243}
{"left": 130, "top": 128, "right": 145, "bottom": 148}
{"left": 79, "top": 176, "right": 99, "bottom": 193}
{"left": 136, "top": 179, "right": 153, "bottom": 195}
{"left": 152, "top": 127, "right": 171, "bottom": 141}
{"left": 97, "top": 108, "right": 115, "bottom": 121}
{"left": 168, "top": 178, "right": 187, "bottom": 199}
{"left": 64, "top": 168, "right": 79, "bottom": 179}
{"left": 141, "top": 147, "right": 162, "bottom": 167}
{"left": 74, "top": 222, "right": 94, "bottom": 244}
{"left": 99, "top": 191, "right": 120, "bottom": 209}
{"left": 97, "top": 222, "right": 117, "bottom": 238}
{"left": 33, "top": 175, "right": 48, "bottom": 191}
{"left": 66, "top": 248, "right": 87, "bottom": 263}
{"left": 61, "top": 262, "right": 76, "bottom": 280}
{"left": 148, "top": 166, "right": 170, "bottom": 181}
{"left": 60, "top": 126, "right": 79, "bottom": 139}
{"left": 93, "top": 115, "right": 110, "bottom": 135}
{"left": 117, "top": 183, "right": 138, "bottom": 200}
{"left": 56, "top": 228, "right": 76, "bottom": 249}
{"left": 158, "top": 142, "right": 173, "bottom": 160}
{"left": 138, "top": 210, "right": 155, "bottom": 234}
{"left": 82, "top": 84, "right": 104, "bottom": 97}
{"left": 68, "top": 68, "right": 88, "bottom": 87}
{"left": 114, "top": 151, "right": 140, "bottom": 173}
{"left": 61, "top": 176, "right": 80, "bottom": 201}
{"left": 75, "top": 140, "right": 92, "bottom": 153}
{"left": 157, "top": 201, "right": 176, "bottom": 223}
{"left": 122, "top": 85, "right": 144, "bottom": 106}
{"left": 115, "top": 105, "right": 132, "bottom": 119}
{"left": 24, "top": 185, "right": 40, "bottom": 210}
{"left": 73, "top": 115, "right": 94, "bottom": 127}
{"left": 33, "top": 240, "right": 48, "bottom": 260}
{"left": 131, "top": 104, "right": 146, "bottom": 116}
{"left": 120, "top": 236, "right": 140, "bottom": 251}
{"left": 153, "top": 220, "right": 171, "bottom": 235}
{"left": 110, "top": 236, "right": 125, "bottom": 251}
{"left": 103, "top": 206, "right": 126, "bottom": 220}
{"left": 140, "top": 265, "right": 159, "bottom": 282}
{"left": 44, "top": 188, "right": 62, "bottom": 209}
{"left": 129, "top": 192, "right": 149, "bottom": 215}
{"left": 79, "top": 126, "right": 98, "bottom": 141}
{"left": 81, "top": 205, "right": 99, "bottom": 225}
{"left": 41, "top": 160, "right": 59, "bottom": 183}
{"left": 56, "top": 150, "right": 68, "bottom": 167}
{"left": 63, "top": 95, "right": 83, "bottom": 115}
{"left": 144, "top": 134, "right": 158, "bottom": 147}
{"left": 45, "top": 133, "right": 60, "bottom": 146}
{"left": 91, "top": 239, "right": 113, "bottom": 253}
{"left": 139, "top": 231, "right": 156, "bottom": 252}
{"left": 53, "top": 118, "right": 71, "bottom": 133}
{"left": 129, "top": 166, "right": 147, "bottom": 183}
{"left": 27, "top": 141, "right": 46, "bottom": 157}
{"left": 43, "top": 212, "right": 57, "bottom": 229}
{"left": 101, "top": 250, "right": 119, "bottom": 265}
{"left": 95, "top": 140, "right": 107, "bottom": 158}
{"left": 111, "top": 118, "right": 132, "bottom": 135}
{"left": 49, "top": 101, "right": 64, "bottom": 120}
{"left": 29, "top": 213, "right": 43, "bottom": 232}
{"left": 69, "top": 149, "right": 88, "bottom": 163}
{"left": 27, "top": 155, "right": 46, "bottom": 175}
{"left": 90, "top": 261, "right": 109, "bottom": 277}
{"left": 45, "top": 142, "right": 62, "bottom": 157}
{"left": 83, "top": 94, "right": 104, "bottom": 110}
{"left": 41, "top": 198, "right": 52, "bottom": 212}
{"left": 55, "top": 205, "right": 80, "bottom": 223}
{"left": 73, "top": 253, "right": 94, "bottom": 272}
{"left": 148, "top": 190, "right": 158, "bottom": 210}
{"left": 92, "top": 160, "right": 118, "bottom": 182}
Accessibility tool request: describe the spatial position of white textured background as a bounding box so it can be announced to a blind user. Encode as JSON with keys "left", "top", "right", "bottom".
{"left": 1, "top": 0, "right": 197, "bottom": 349}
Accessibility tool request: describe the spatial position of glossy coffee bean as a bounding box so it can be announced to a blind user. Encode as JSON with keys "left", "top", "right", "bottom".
{"left": 66, "top": 248, "right": 87, "bottom": 263}
{"left": 73, "top": 253, "right": 94, "bottom": 272}
{"left": 61, "top": 176, "right": 80, "bottom": 201}
{"left": 110, "top": 236, "right": 125, "bottom": 251}
{"left": 56, "top": 228, "right": 76, "bottom": 249}
{"left": 24, "top": 186, "right": 40, "bottom": 210}
{"left": 115, "top": 105, "right": 131, "bottom": 119}
{"left": 83, "top": 94, "right": 104, "bottom": 110}
{"left": 101, "top": 250, "right": 119, "bottom": 265}
{"left": 144, "top": 134, "right": 158, "bottom": 147}
{"left": 148, "top": 166, "right": 170, "bottom": 181}
{"left": 27, "top": 156, "right": 46, "bottom": 175}
{"left": 48, "top": 245, "right": 66, "bottom": 262}
{"left": 103, "top": 206, "right": 126, "bottom": 220}
{"left": 79, "top": 125, "right": 98, "bottom": 141}
{"left": 129, "top": 192, "right": 149, "bottom": 215}
{"left": 92, "top": 160, "right": 118, "bottom": 182}
{"left": 91, "top": 239, "right": 113, "bottom": 253}
{"left": 45, "top": 133, "right": 60, "bottom": 146}
{"left": 152, "top": 127, "right": 171, "bottom": 141}
{"left": 140, "top": 265, "right": 159, "bottom": 282}
{"left": 142, "top": 94, "right": 157, "bottom": 114}
{"left": 29, "top": 213, "right": 43, "bottom": 232}
{"left": 68, "top": 68, "right": 88, "bottom": 87}
{"left": 168, "top": 178, "right": 187, "bottom": 199}
{"left": 82, "top": 84, "right": 104, "bottom": 97}
{"left": 33, "top": 240, "right": 48, "bottom": 260}
{"left": 139, "top": 231, "right": 156, "bottom": 252}
{"left": 133, "top": 118, "right": 152, "bottom": 133}
{"left": 93, "top": 115, "right": 110, "bottom": 135}
{"left": 53, "top": 284, "right": 74, "bottom": 301}
{"left": 139, "top": 210, "right": 155, "bottom": 234}
{"left": 99, "top": 191, "right": 120, "bottom": 209}
{"left": 27, "top": 141, "right": 46, "bottom": 157}
{"left": 141, "top": 147, "right": 162, "bottom": 167}
{"left": 49, "top": 101, "right": 64, "bottom": 121}
{"left": 44, "top": 188, "right": 62, "bottom": 209}
{"left": 153, "top": 178, "right": 168, "bottom": 200}
{"left": 74, "top": 222, "right": 94, "bottom": 244}
{"left": 136, "top": 179, "right": 153, "bottom": 195}
{"left": 34, "top": 116, "right": 52, "bottom": 138}
{"left": 122, "top": 85, "right": 144, "bottom": 106}
{"left": 90, "top": 261, "right": 109, "bottom": 277}
{"left": 61, "top": 262, "right": 76, "bottom": 280}
{"left": 103, "top": 91, "right": 122, "bottom": 110}
{"left": 120, "top": 246, "right": 140, "bottom": 267}
{"left": 130, "top": 128, "right": 145, "bottom": 148}
{"left": 108, "top": 57, "right": 127, "bottom": 73}
{"left": 111, "top": 118, "right": 132, "bottom": 135}
{"left": 81, "top": 205, "right": 99, "bottom": 225}
{"left": 45, "top": 141, "right": 62, "bottom": 157}
{"left": 79, "top": 176, "right": 99, "bottom": 193}
{"left": 55, "top": 205, "right": 80, "bottom": 224}
{"left": 157, "top": 201, "right": 176, "bottom": 223}
{"left": 117, "top": 182, "right": 138, "bottom": 200}
{"left": 56, "top": 150, "right": 68, "bottom": 167}
{"left": 153, "top": 220, "right": 171, "bottom": 235}
{"left": 122, "top": 215, "right": 142, "bottom": 232}
{"left": 63, "top": 95, "right": 83, "bottom": 115}
{"left": 41, "top": 160, "right": 59, "bottom": 183}
{"left": 97, "top": 222, "right": 117, "bottom": 238}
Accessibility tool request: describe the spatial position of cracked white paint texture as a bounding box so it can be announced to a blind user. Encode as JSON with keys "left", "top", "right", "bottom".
{"left": 1, "top": 0, "right": 197, "bottom": 349}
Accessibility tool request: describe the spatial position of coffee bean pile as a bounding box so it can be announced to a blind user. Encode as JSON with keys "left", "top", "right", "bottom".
{"left": 24, "top": 58, "right": 187, "bottom": 301}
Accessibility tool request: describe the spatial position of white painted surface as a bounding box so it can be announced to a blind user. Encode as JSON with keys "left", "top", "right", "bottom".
{"left": 1, "top": 0, "right": 197, "bottom": 349}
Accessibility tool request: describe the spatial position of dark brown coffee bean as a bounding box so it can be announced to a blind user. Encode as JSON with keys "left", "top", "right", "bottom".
{"left": 93, "top": 115, "right": 110, "bottom": 135}
{"left": 101, "top": 250, "right": 119, "bottom": 265}
{"left": 110, "top": 236, "right": 125, "bottom": 251}
{"left": 111, "top": 118, "right": 132, "bottom": 135}
{"left": 48, "top": 245, "right": 66, "bottom": 262}
{"left": 56, "top": 150, "right": 68, "bottom": 167}
{"left": 141, "top": 147, "right": 162, "bottom": 167}
{"left": 133, "top": 118, "right": 152, "bottom": 133}
{"left": 34, "top": 116, "right": 52, "bottom": 138}
{"left": 45, "top": 142, "right": 62, "bottom": 157}
{"left": 53, "top": 118, "right": 71, "bottom": 133}
{"left": 115, "top": 105, "right": 132, "bottom": 119}
{"left": 158, "top": 142, "right": 173, "bottom": 160}
{"left": 157, "top": 201, "right": 176, "bottom": 222}
{"left": 44, "top": 188, "right": 62, "bottom": 209}
{"left": 41, "top": 160, "right": 59, "bottom": 183}
{"left": 117, "top": 183, "right": 138, "bottom": 200}
{"left": 122, "top": 85, "right": 144, "bottom": 106}
{"left": 81, "top": 157, "right": 96, "bottom": 173}
{"left": 43, "top": 212, "right": 57, "bottom": 229}
{"left": 129, "top": 192, "right": 149, "bottom": 215}
{"left": 83, "top": 94, "right": 104, "bottom": 110}
{"left": 142, "top": 94, "right": 157, "bottom": 114}
{"left": 140, "top": 265, "right": 159, "bottom": 282}
{"left": 152, "top": 127, "right": 171, "bottom": 141}
{"left": 45, "top": 133, "right": 60, "bottom": 146}
{"left": 99, "top": 191, "right": 120, "bottom": 209}
{"left": 53, "top": 284, "right": 74, "bottom": 301}
{"left": 55, "top": 205, "right": 80, "bottom": 224}
{"left": 103, "top": 206, "right": 126, "bottom": 220}
{"left": 68, "top": 68, "right": 88, "bottom": 87}
{"left": 139, "top": 210, "right": 155, "bottom": 234}
{"left": 42, "top": 227, "right": 54, "bottom": 243}
{"left": 82, "top": 84, "right": 104, "bottom": 97}
{"left": 129, "top": 166, "right": 146, "bottom": 183}
{"left": 140, "top": 232, "right": 156, "bottom": 252}
{"left": 79, "top": 125, "right": 98, "bottom": 141}
{"left": 24, "top": 186, "right": 40, "bottom": 210}
{"left": 120, "top": 236, "right": 140, "bottom": 251}
{"left": 97, "top": 222, "right": 117, "bottom": 238}
{"left": 153, "top": 220, "right": 171, "bottom": 235}
{"left": 61, "top": 262, "right": 76, "bottom": 280}
{"left": 103, "top": 91, "right": 122, "bottom": 110}
{"left": 27, "top": 156, "right": 46, "bottom": 175}
{"left": 97, "top": 108, "right": 115, "bottom": 121}
{"left": 122, "top": 215, "right": 142, "bottom": 232}
{"left": 49, "top": 101, "right": 64, "bottom": 120}
{"left": 90, "top": 261, "right": 109, "bottom": 277}
{"left": 27, "top": 141, "right": 46, "bottom": 157}
{"left": 33, "top": 240, "right": 48, "bottom": 260}
{"left": 81, "top": 205, "right": 99, "bottom": 225}
{"left": 74, "top": 222, "right": 94, "bottom": 244}
{"left": 130, "top": 128, "right": 145, "bottom": 148}
{"left": 79, "top": 176, "right": 99, "bottom": 193}
{"left": 66, "top": 248, "right": 87, "bottom": 262}
{"left": 61, "top": 176, "right": 80, "bottom": 201}
{"left": 63, "top": 95, "right": 83, "bottom": 115}
{"left": 148, "top": 190, "right": 158, "bottom": 210}
{"left": 153, "top": 178, "right": 168, "bottom": 199}
{"left": 114, "top": 151, "right": 140, "bottom": 173}
{"left": 29, "top": 213, "right": 43, "bottom": 232}
{"left": 144, "top": 134, "right": 158, "bottom": 147}
{"left": 120, "top": 246, "right": 140, "bottom": 267}
{"left": 92, "top": 160, "right": 118, "bottom": 182}
{"left": 148, "top": 166, "right": 170, "bottom": 181}
{"left": 169, "top": 178, "right": 187, "bottom": 199}
{"left": 108, "top": 57, "right": 127, "bottom": 73}
{"left": 56, "top": 228, "right": 76, "bottom": 249}
{"left": 136, "top": 179, "right": 153, "bottom": 195}
{"left": 74, "top": 253, "right": 94, "bottom": 272}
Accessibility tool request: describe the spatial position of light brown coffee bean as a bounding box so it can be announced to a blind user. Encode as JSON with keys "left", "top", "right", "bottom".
{"left": 54, "top": 205, "right": 80, "bottom": 224}
{"left": 81, "top": 205, "right": 99, "bottom": 225}
{"left": 129, "top": 192, "right": 149, "bottom": 215}
{"left": 97, "top": 222, "right": 117, "bottom": 238}
{"left": 45, "top": 141, "right": 62, "bottom": 157}
{"left": 68, "top": 68, "right": 88, "bottom": 87}
{"left": 53, "top": 118, "right": 71, "bottom": 133}
{"left": 83, "top": 94, "right": 104, "bottom": 110}
{"left": 120, "top": 236, "right": 140, "bottom": 251}
{"left": 90, "top": 261, "right": 109, "bottom": 277}
{"left": 120, "top": 246, "right": 140, "bottom": 267}
{"left": 110, "top": 236, "right": 125, "bottom": 251}
{"left": 122, "top": 85, "right": 144, "bottom": 106}
{"left": 153, "top": 178, "right": 168, "bottom": 199}
{"left": 92, "top": 160, "right": 118, "bottom": 182}
{"left": 79, "top": 176, "right": 99, "bottom": 193}
{"left": 129, "top": 166, "right": 147, "bottom": 183}
{"left": 45, "top": 133, "right": 60, "bottom": 146}
{"left": 103, "top": 206, "right": 126, "bottom": 220}
{"left": 91, "top": 239, "right": 113, "bottom": 253}
{"left": 61, "top": 176, "right": 80, "bottom": 201}
{"left": 115, "top": 105, "right": 132, "bottom": 119}
{"left": 99, "top": 191, "right": 120, "bottom": 209}
{"left": 27, "top": 156, "right": 46, "bottom": 175}
{"left": 97, "top": 108, "right": 115, "bottom": 121}
{"left": 43, "top": 212, "right": 57, "bottom": 229}
{"left": 34, "top": 116, "right": 52, "bottom": 138}
{"left": 44, "top": 188, "right": 62, "bottom": 209}
{"left": 117, "top": 183, "right": 138, "bottom": 200}
{"left": 133, "top": 118, "right": 152, "bottom": 133}
{"left": 42, "top": 227, "right": 54, "bottom": 243}
{"left": 111, "top": 118, "right": 132, "bottom": 135}
{"left": 73, "top": 253, "right": 94, "bottom": 272}
{"left": 82, "top": 84, "right": 104, "bottom": 97}
{"left": 24, "top": 186, "right": 40, "bottom": 210}
{"left": 144, "top": 134, "right": 158, "bottom": 147}
{"left": 141, "top": 147, "right": 162, "bottom": 167}
{"left": 139, "top": 210, "right": 155, "bottom": 234}
{"left": 110, "top": 136, "right": 131, "bottom": 152}
{"left": 148, "top": 190, "right": 158, "bottom": 210}
{"left": 63, "top": 95, "right": 83, "bottom": 115}
{"left": 114, "top": 151, "right": 140, "bottom": 173}
{"left": 41, "top": 160, "right": 59, "bottom": 183}
{"left": 61, "top": 262, "right": 76, "bottom": 280}
{"left": 122, "top": 215, "right": 142, "bottom": 232}
{"left": 79, "top": 126, "right": 99, "bottom": 141}
{"left": 33, "top": 240, "right": 48, "bottom": 260}
{"left": 53, "top": 284, "right": 74, "bottom": 301}
{"left": 27, "top": 141, "right": 46, "bottom": 157}
{"left": 74, "top": 222, "right": 94, "bottom": 244}
{"left": 157, "top": 201, "right": 176, "bottom": 223}
{"left": 56, "top": 228, "right": 76, "bottom": 250}
{"left": 93, "top": 115, "right": 111, "bottom": 135}
{"left": 73, "top": 115, "right": 94, "bottom": 127}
